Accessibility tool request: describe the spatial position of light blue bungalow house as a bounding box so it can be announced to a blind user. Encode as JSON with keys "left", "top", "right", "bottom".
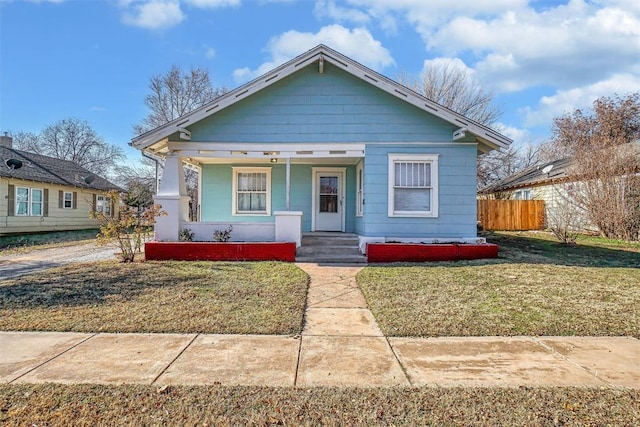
{"left": 131, "top": 45, "right": 511, "bottom": 254}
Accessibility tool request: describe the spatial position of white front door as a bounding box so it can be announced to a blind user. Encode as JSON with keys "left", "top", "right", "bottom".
{"left": 313, "top": 170, "right": 344, "bottom": 231}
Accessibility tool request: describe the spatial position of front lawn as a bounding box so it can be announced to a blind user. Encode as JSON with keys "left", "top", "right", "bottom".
{"left": 1, "top": 384, "right": 638, "bottom": 426}
{"left": 359, "top": 232, "right": 640, "bottom": 337}
{"left": 0, "top": 261, "right": 308, "bottom": 335}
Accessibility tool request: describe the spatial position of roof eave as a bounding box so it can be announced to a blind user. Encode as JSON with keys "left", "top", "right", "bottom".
{"left": 130, "top": 44, "right": 512, "bottom": 152}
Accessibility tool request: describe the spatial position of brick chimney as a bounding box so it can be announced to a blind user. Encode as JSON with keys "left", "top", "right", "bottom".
{"left": 0, "top": 132, "right": 12, "bottom": 149}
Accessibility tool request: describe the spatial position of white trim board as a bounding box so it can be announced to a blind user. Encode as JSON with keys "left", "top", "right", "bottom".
{"left": 311, "top": 167, "right": 347, "bottom": 232}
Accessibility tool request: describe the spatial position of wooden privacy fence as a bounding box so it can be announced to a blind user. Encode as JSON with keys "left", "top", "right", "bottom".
{"left": 477, "top": 199, "right": 545, "bottom": 231}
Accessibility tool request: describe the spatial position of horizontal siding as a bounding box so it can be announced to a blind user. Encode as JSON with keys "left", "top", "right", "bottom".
{"left": 189, "top": 62, "right": 458, "bottom": 144}
{"left": 200, "top": 163, "right": 357, "bottom": 232}
{"left": 362, "top": 144, "right": 478, "bottom": 238}
{"left": 1, "top": 179, "right": 108, "bottom": 235}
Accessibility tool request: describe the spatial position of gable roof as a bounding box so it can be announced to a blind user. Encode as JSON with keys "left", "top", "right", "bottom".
{"left": 480, "top": 157, "right": 575, "bottom": 194}
{"left": 0, "top": 145, "right": 122, "bottom": 192}
{"left": 131, "top": 44, "right": 512, "bottom": 155}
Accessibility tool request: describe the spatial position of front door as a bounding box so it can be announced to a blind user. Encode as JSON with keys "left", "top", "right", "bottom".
{"left": 314, "top": 170, "right": 344, "bottom": 231}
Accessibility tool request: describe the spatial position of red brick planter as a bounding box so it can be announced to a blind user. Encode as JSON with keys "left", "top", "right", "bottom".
{"left": 145, "top": 242, "right": 296, "bottom": 262}
{"left": 367, "top": 243, "right": 498, "bottom": 263}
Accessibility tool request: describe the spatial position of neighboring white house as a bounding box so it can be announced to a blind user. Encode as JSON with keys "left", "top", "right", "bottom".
{"left": 0, "top": 134, "right": 122, "bottom": 235}
{"left": 131, "top": 45, "right": 512, "bottom": 251}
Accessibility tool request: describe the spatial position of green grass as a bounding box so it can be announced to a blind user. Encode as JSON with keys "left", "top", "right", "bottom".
{"left": 1, "top": 384, "right": 638, "bottom": 426}
{"left": 0, "top": 261, "right": 309, "bottom": 335}
{"left": 0, "top": 229, "right": 99, "bottom": 254}
{"left": 359, "top": 231, "right": 640, "bottom": 337}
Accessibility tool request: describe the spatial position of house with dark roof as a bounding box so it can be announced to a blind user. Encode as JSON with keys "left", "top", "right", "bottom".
{"left": 1, "top": 133, "right": 122, "bottom": 235}
{"left": 479, "top": 157, "right": 574, "bottom": 200}
{"left": 131, "top": 45, "right": 511, "bottom": 255}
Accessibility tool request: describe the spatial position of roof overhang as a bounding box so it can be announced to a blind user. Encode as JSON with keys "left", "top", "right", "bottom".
{"left": 131, "top": 45, "right": 512, "bottom": 156}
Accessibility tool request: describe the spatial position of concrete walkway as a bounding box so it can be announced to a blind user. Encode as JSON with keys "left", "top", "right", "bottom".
{"left": 1, "top": 263, "right": 639, "bottom": 388}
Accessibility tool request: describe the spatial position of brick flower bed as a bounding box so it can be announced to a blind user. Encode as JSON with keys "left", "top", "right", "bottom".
{"left": 366, "top": 243, "right": 498, "bottom": 263}
{"left": 145, "top": 242, "right": 296, "bottom": 262}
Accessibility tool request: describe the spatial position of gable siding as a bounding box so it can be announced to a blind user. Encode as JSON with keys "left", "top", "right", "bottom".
{"left": 362, "top": 144, "right": 478, "bottom": 238}
{"left": 188, "top": 62, "right": 457, "bottom": 144}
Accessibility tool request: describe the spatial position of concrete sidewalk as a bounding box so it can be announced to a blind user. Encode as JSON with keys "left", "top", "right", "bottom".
{"left": 1, "top": 263, "right": 638, "bottom": 388}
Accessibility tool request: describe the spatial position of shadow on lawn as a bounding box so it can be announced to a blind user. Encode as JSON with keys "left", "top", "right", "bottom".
{"left": 483, "top": 232, "right": 640, "bottom": 268}
{"left": 0, "top": 263, "right": 173, "bottom": 309}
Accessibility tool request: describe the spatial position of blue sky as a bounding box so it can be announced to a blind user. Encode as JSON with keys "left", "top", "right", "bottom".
{"left": 1, "top": 0, "right": 639, "bottom": 164}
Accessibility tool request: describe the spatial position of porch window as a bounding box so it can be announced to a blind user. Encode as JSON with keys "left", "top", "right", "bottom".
{"left": 388, "top": 154, "right": 439, "bottom": 217}
{"left": 16, "top": 187, "right": 43, "bottom": 216}
{"left": 232, "top": 167, "right": 271, "bottom": 215}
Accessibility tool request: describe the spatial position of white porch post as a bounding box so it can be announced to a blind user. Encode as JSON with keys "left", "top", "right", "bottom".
{"left": 153, "top": 154, "right": 190, "bottom": 241}
{"left": 285, "top": 157, "right": 291, "bottom": 211}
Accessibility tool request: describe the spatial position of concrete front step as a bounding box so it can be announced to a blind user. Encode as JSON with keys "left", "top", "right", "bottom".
{"left": 296, "top": 245, "right": 363, "bottom": 256}
{"left": 297, "top": 233, "right": 366, "bottom": 263}
{"left": 301, "top": 233, "right": 360, "bottom": 247}
{"left": 296, "top": 255, "right": 367, "bottom": 264}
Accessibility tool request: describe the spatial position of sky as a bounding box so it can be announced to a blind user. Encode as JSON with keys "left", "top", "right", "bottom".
{"left": 1, "top": 0, "right": 639, "bottom": 165}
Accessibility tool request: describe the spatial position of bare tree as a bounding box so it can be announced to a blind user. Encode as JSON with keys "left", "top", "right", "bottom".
{"left": 112, "top": 157, "right": 157, "bottom": 198}
{"left": 11, "top": 130, "right": 40, "bottom": 152}
{"left": 399, "top": 62, "right": 533, "bottom": 188}
{"left": 398, "top": 63, "right": 501, "bottom": 126}
{"left": 477, "top": 143, "right": 540, "bottom": 191}
{"left": 549, "top": 93, "right": 640, "bottom": 240}
{"left": 12, "top": 118, "right": 124, "bottom": 176}
{"left": 134, "top": 65, "right": 226, "bottom": 135}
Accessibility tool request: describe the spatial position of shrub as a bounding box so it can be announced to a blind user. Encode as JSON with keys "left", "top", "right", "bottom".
{"left": 179, "top": 228, "right": 195, "bottom": 242}
{"left": 213, "top": 225, "right": 233, "bottom": 242}
{"left": 91, "top": 190, "right": 165, "bottom": 262}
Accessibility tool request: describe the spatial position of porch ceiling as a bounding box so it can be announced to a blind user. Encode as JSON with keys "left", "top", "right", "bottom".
{"left": 166, "top": 142, "right": 365, "bottom": 167}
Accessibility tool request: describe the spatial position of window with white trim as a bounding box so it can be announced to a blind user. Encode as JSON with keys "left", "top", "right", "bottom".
{"left": 63, "top": 191, "right": 73, "bottom": 209}
{"left": 96, "top": 195, "right": 111, "bottom": 216}
{"left": 388, "top": 154, "right": 439, "bottom": 217}
{"left": 356, "top": 162, "right": 363, "bottom": 217}
{"left": 232, "top": 167, "right": 271, "bottom": 215}
{"left": 16, "top": 187, "right": 43, "bottom": 216}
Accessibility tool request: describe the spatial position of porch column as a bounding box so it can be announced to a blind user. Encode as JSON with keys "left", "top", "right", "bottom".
{"left": 154, "top": 154, "right": 190, "bottom": 241}
{"left": 285, "top": 157, "right": 291, "bottom": 210}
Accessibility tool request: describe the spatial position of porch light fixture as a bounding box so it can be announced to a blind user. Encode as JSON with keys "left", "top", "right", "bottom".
{"left": 270, "top": 158, "right": 278, "bottom": 163}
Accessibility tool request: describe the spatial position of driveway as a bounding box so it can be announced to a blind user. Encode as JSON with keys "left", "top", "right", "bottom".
{"left": 0, "top": 242, "right": 118, "bottom": 280}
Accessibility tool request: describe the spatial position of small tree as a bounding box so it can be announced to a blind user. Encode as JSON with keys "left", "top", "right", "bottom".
{"left": 548, "top": 93, "right": 640, "bottom": 240}
{"left": 134, "top": 65, "right": 227, "bottom": 220}
{"left": 546, "top": 183, "right": 588, "bottom": 244}
{"left": 92, "top": 190, "right": 165, "bottom": 262}
{"left": 14, "top": 117, "right": 124, "bottom": 176}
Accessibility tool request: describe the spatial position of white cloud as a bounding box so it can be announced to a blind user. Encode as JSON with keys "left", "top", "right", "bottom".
{"left": 523, "top": 72, "right": 640, "bottom": 127}
{"left": 493, "top": 122, "right": 530, "bottom": 145}
{"left": 119, "top": 0, "right": 239, "bottom": 31}
{"left": 183, "top": 0, "right": 240, "bottom": 7}
{"left": 422, "top": 56, "right": 474, "bottom": 74}
{"left": 337, "top": 0, "right": 640, "bottom": 95}
{"left": 314, "top": 0, "right": 371, "bottom": 25}
{"left": 204, "top": 45, "right": 216, "bottom": 59}
{"left": 232, "top": 24, "right": 395, "bottom": 83}
{"left": 121, "top": 1, "right": 185, "bottom": 30}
